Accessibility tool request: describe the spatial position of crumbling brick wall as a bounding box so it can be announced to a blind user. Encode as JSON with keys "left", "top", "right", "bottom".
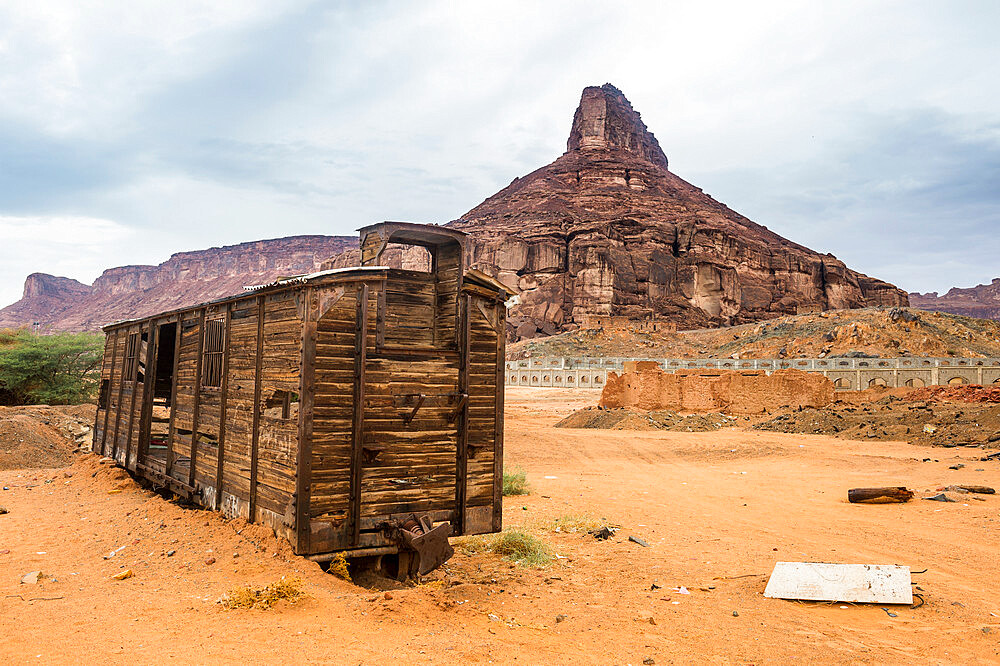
{"left": 600, "top": 367, "right": 834, "bottom": 415}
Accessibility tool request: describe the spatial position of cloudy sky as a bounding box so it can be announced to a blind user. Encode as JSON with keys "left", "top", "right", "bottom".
{"left": 1, "top": 0, "right": 998, "bottom": 308}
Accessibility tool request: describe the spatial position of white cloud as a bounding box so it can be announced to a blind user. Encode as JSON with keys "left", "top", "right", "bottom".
{"left": 0, "top": 0, "right": 998, "bottom": 308}
{"left": 0, "top": 215, "right": 135, "bottom": 306}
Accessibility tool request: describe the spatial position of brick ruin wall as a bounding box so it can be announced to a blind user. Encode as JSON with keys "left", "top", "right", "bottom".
{"left": 599, "top": 365, "right": 835, "bottom": 415}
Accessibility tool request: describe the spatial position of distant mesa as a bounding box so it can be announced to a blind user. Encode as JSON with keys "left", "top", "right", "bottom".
{"left": 0, "top": 236, "right": 356, "bottom": 332}
{"left": 1, "top": 83, "right": 910, "bottom": 335}
{"left": 909, "top": 278, "right": 1000, "bottom": 321}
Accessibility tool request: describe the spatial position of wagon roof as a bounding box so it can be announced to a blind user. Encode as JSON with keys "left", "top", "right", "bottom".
{"left": 101, "top": 265, "right": 389, "bottom": 331}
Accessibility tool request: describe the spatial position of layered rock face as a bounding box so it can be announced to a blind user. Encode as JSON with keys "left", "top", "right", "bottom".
{"left": 449, "top": 84, "right": 908, "bottom": 339}
{"left": 0, "top": 236, "right": 355, "bottom": 332}
{"left": 910, "top": 279, "right": 1000, "bottom": 321}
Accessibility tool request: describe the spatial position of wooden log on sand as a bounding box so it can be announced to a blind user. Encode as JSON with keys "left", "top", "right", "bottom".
{"left": 848, "top": 487, "right": 914, "bottom": 504}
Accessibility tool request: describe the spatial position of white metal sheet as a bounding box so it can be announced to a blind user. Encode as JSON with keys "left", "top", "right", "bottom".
{"left": 763, "top": 562, "right": 913, "bottom": 604}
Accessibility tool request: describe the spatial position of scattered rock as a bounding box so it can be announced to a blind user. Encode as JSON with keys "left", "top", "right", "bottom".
{"left": 204, "top": 557, "right": 216, "bottom": 565}
{"left": 0, "top": 507, "right": 7, "bottom": 515}
{"left": 111, "top": 569, "right": 133, "bottom": 580}
{"left": 628, "top": 536, "right": 649, "bottom": 547}
{"left": 923, "top": 493, "right": 957, "bottom": 502}
{"left": 555, "top": 614, "right": 567, "bottom": 623}
{"left": 383, "top": 591, "right": 393, "bottom": 600}
{"left": 948, "top": 464, "right": 965, "bottom": 470}
{"left": 166, "top": 550, "right": 175, "bottom": 557}
{"left": 20, "top": 571, "right": 42, "bottom": 584}
{"left": 732, "top": 610, "right": 740, "bottom": 617}
{"left": 643, "top": 658, "right": 655, "bottom": 665}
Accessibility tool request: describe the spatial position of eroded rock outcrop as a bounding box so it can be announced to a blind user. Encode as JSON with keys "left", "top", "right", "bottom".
{"left": 448, "top": 83, "right": 908, "bottom": 340}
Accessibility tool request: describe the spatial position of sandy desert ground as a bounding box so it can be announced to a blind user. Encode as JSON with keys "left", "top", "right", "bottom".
{"left": 1, "top": 387, "right": 999, "bottom": 664}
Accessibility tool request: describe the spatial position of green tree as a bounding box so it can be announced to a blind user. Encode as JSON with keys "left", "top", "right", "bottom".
{"left": 0, "top": 329, "right": 104, "bottom": 405}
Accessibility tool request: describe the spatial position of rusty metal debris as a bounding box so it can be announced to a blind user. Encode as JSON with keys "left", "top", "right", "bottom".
{"left": 386, "top": 514, "right": 454, "bottom": 579}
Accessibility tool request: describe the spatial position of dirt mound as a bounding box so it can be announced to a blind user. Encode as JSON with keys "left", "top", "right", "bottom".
{"left": 0, "top": 404, "right": 95, "bottom": 470}
{"left": 907, "top": 384, "right": 1000, "bottom": 403}
{"left": 555, "top": 406, "right": 738, "bottom": 432}
{"left": 511, "top": 307, "right": 1000, "bottom": 360}
{"left": 755, "top": 398, "right": 1000, "bottom": 448}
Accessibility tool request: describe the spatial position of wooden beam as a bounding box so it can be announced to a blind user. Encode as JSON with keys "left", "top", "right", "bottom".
{"left": 454, "top": 293, "right": 471, "bottom": 535}
{"left": 249, "top": 295, "right": 265, "bottom": 521}
{"left": 99, "top": 329, "right": 119, "bottom": 455}
{"left": 110, "top": 328, "right": 131, "bottom": 460}
{"left": 214, "top": 304, "right": 232, "bottom": 510}
{"left": 164, "top": 320, "right": 183, "bottom": 477}
{"left": 493, "top": 300, "right": 506, "bottom": 532}
{"left": 134, "top": 321, "right": 157, "bottom": 471}
{"left": 295, "top": 287, "right": 318, "bottom": 554}
{"left": 375, "top": 283, "right": 387, "bottom": 351}
{"left": 187, "top": 309, "right": 207, "bottom": 490}
{"left": 123, "top": 327, "right": 145, "bottom": 468}
{"left": 349, "top": 283, "right": 370, "bottom": 546}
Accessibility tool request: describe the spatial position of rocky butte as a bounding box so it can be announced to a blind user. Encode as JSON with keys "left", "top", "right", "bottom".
{"left": 2, "top": 84, "right": 908, "bottom": 336}
{"left": 447, "top": 84, "right": 908, "bottom": 340}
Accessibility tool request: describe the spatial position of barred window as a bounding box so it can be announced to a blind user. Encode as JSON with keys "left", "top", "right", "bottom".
{"left": 202, "top": 318, "right": 225, "bottom": 388}
{"left": 123, "top": 333, "right": 140, "bottom": 382}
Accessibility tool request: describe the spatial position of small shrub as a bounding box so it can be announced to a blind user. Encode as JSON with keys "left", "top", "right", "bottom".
{"left": 502, "top": 467, "right": 529, "bottom": 496}
{"left": 328, "top": 552, "right": 351, "bottom": 582}
{"left": 455, "top": 529, "right": 552, "bottom": 567}
{"left": 222, "top": 576, "right": 304, "bottom": 610}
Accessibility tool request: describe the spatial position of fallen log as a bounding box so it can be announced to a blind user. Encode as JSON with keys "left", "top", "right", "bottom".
{"left": 944, "top": 485, "right": 996, "bottom": 495}
{"left": 848, "top": 487, "right": 914, "bottom": 504}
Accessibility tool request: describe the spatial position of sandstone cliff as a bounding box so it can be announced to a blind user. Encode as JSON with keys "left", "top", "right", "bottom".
{"left": 910, "top": 279, "right": 1000, "bottom": 321}
{"left": 0, "top": 236, "right": 355, "bottom": 332}
{"left": 448, "top": 84, "right": 908, "bottom": 340}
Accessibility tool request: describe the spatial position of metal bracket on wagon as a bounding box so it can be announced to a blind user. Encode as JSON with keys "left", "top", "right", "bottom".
{"left": 384, "top": 514, "right": 454, "bottom": 578}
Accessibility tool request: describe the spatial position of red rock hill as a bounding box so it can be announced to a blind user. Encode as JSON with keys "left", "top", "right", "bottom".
{"left": 448, "top": 84, "right": 908, "bottom": 339}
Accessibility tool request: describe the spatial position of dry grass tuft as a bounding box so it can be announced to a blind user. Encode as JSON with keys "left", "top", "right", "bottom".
{"left": 456, "top": 529, "right": 552, "bottom": 567}
{"left": 222, "top": 576, "right": 305, "bottom": 610}
{"left": 538, "top": 514, "right": 614, "bottom": 534}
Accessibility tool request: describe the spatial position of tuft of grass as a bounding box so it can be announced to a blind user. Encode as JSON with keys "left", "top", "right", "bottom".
{"left": 502, "top": 467, "right": 529, "bottom": 496}
{"left": 222, "top": 576, "right": 305, "bottom": 610}
{"left": 455, "top": 529, "right": 552, "bottom": 567}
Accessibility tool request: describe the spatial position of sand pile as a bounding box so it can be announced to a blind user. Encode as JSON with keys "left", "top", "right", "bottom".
{"left": 0, "top": 404, "right": 95, "bottom": 470}
{"left": 907, "top": 384, "right": 1000, "bottom": 403}
{"left": 555, "top": 407, "right": 739, "bottom": 432}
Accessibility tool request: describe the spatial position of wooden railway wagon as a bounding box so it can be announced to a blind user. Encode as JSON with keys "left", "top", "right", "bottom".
{"left": 93, "top": 222, "right": 508, "bottom": 573}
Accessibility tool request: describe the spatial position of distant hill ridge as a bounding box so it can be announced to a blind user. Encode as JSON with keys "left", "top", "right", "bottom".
{"left": 0, "top": 235, "right": 356, "bottom": 332}
{"left": 910, "top": 278, "right": 1000, "bottom": 321}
